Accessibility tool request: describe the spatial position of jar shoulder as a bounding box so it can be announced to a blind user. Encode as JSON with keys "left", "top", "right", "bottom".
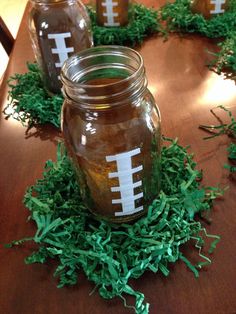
{"left": 28, "top": 2, "right": 90, "bottom": 32}
{"left": 62, "top": 92, "right": 160, "bottom": 128}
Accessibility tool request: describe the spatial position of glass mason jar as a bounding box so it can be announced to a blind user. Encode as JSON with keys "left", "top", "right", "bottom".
{"left": 28, "top": 0, "right": 93, "bottom": 94}
{"left": 96, "top": 0, "right": 129, "bottom": 27}
{"left": 191, "top": 0, "right": 229, "bottom": 19}
{"left": 61, "top": 46, "right": 161, "bottom": 223}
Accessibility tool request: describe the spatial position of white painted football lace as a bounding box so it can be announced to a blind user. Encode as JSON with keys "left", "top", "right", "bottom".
{"left": 210, "top": 0, "right": 226, "bottom": 14}
{"left": 106, "top": 148, "right": 144, "bottom": 216}
{"left": 48, "top": 32, "right": 74, "bottom": 78}
{"left": 102, "top": 0, "right": 120, "bottom": 26}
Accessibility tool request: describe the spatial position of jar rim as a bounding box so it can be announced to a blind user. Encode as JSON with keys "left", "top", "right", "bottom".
{"left": 61, "top": 46, "right": 144, "bottom": 88}
{"left": 30, "top": 0, "right": 74, "bottom": 4}
{"left": 60, "top": 46, "right": 147, "bottom": 107}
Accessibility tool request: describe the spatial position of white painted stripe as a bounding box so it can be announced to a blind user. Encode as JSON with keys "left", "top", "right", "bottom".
{"left": 112, "top": 192, "right": 143, "bottom": 204}
{"left": 111, "top": 180, "right": 142, "bottom": 192}
{"left": 55, "top": 63, "right": 63, "bottom": 68}
{"left": 210, "top": 8, "right": 225, "bottom": 13}
{"left": 103, "top": 13, "right": 118, "bottom": 17}
{"left": 108, "top": 165, "right": 143, "bottom": 179}
{"left": 106, "top": 148, "right": 141, "bottom": 162}
{"left": 48, "top": 32, "right": 71, "bottom": 39}
{"left": 102, "top": 1, "right": 118, "bottom": 6}
{"left": 104, "top": 22, "right": 120, "bottom": 26}
{"left": 52, "top": 47, "right": 74, "bottom": 54}
{"left": 210, "top": 0, "right": 225, "bottom": 14}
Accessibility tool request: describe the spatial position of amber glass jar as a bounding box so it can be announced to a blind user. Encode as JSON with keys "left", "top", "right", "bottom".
{"left": 28, "top": 0, "right": 93, "bottom": 94}
{"left": 191, "top": 0, "right": 229, "bottom": 19}
{"left": 61, "top": 46, "right": 161, "bottom": 223}
{"left": 96, "top": 0, "right": 129, "bottom": 27}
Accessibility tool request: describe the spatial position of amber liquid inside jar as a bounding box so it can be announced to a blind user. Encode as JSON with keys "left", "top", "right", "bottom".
{"left": 191, "top": 0, "right": 229, "bottom": 19}
{"left": 28, "top": 0, "right": 93, "bottom": 93}
{"left": 61, "top": 46, "right": 161, "bottom": 223}
{"left": 96, "top": 0, "right": 129, "bottom": 27}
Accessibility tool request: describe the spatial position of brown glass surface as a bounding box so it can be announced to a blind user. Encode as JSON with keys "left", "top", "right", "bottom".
{"left": 62, "top": 89, "right": 161, "bottom": 222}
{"left": 29, "top": 0, "right": 92, "bottom": 93}
{"left": 191, "top": 0, "right": 229, "bottom": 19}
{"left": 0, "top": 1, "right": 236, "bottom": 313}
{"left": 96, "top": 0, "right": 129, "bottom": 26}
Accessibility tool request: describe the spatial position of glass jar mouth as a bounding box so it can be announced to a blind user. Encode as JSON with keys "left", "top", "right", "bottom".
{"left": 60, "top": 46, "right": 147, "bottom": 108}
{"left": 30, "top": 0, "right": 73, "bottom": 4}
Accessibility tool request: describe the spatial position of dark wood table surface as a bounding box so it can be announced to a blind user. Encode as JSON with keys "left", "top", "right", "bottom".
{"left": 1, "top": 1, "right": 236, "bottom": 313}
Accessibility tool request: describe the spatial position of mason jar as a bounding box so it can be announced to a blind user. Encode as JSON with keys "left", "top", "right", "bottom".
{"left": 28, "top": 0, "right": 93, "bottom": 94}
{"left": 191, "top": 0, "right": 229, "bottom": 19}
{"left": 96, "top": 0, "right": 129, "bottom": 27}
{"left": 61, "top": 46, "right": 161, "bottom": 223}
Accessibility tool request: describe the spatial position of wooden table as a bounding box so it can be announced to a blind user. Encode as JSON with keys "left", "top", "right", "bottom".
{"left": 1, "top": 1, "right": 236, "bottom": 313}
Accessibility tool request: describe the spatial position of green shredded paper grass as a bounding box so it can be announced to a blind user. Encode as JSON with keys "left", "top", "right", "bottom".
{"left": 161, "top": 0, "right": 236, "bottom": 38}
{"left": 8, "top": 138, "right": 223, "bottom": 313}
{"left": 3, "top": 3, "right": 235, "bottom": 312}
{"left": 225, "top": 142, "right": 236, "bottom": 172}
{"left": 161, "top": 0, "right": 236, "bottom": 76}
{"left": 208, "top": 31, "right": 236, "bottom": 79}
{"left": 88, "top": 3, "right": 161, "bottom": 46}
{"left": 4, "top": 63, "right": 63, "bottom": 128}
{"left": 199, "top": 106, "right": 236, "bottom": 173}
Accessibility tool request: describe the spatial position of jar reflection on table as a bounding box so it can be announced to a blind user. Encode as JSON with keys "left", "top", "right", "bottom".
{"left": 28, "top": 0, "right": 93, "bottom": 94}
{"left": 61, "top": 46, "right": 161, "bottom": 223}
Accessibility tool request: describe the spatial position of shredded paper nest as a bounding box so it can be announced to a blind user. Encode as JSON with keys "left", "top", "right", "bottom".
{"left": 161, "top": 0, "right": 236, "bottom": 76}
{"left": 88, "top": 3, "right": 161, "bottom": 46}
{"left": 4, "top": 2, "right": 236, "bottom": 311}
{"left": 8, "top": 139, "right": 223, "bottom": 313}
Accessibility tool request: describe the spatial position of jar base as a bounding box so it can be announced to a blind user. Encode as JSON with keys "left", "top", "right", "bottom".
{"left": 88, "top": 207, "right": 148, "bottom": 224}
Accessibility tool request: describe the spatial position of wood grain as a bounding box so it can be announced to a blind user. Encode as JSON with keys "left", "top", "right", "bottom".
{"left": 0, "top": 1, "right": 236, "bottom": 313}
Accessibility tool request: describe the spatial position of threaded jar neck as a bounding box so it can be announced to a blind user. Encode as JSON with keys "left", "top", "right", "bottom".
{"left": 30, "top": 0, "right": 75, "bottom": 5}
{"left": 61, "top": 46, "right": 147, "bottom": 109}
